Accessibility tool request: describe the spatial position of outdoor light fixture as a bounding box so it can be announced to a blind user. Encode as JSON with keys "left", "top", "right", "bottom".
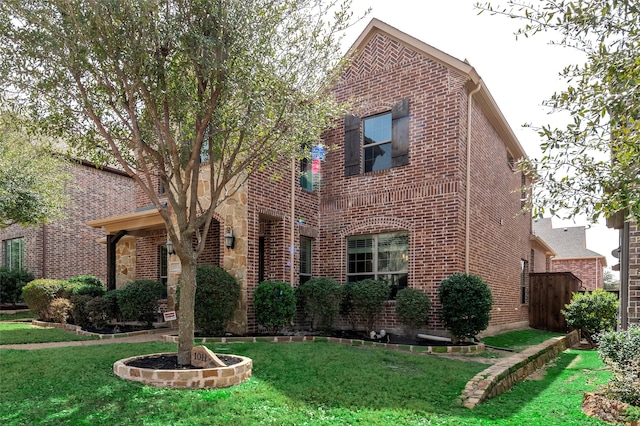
{"left": 224, "top": 228, "right": 235, "bottom": 249}
{"left": 166, "top": 238, "right": 175, "bottom": 255}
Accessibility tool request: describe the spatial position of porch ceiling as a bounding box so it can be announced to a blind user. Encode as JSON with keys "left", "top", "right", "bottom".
{"left": 87, "top": 209, "right": 165, "bottom": 235}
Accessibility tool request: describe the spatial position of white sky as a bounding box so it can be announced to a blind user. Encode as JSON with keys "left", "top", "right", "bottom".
{"left": 342, "top": 0, "right": 621, "bottom": 274}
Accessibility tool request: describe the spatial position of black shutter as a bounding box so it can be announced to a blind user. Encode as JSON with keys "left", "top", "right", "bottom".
{"left": 344, "top": 114, "right": 361, "bottom": 176}
{"left": 391, "top": 98, "right": 410, "bottom": 167}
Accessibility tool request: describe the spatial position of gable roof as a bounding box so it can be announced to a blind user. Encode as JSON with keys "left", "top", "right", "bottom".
{"left": 532, "top": 218, "right": 607, "bottom": 265}
{"left": 345, "top": 18, "right": 528, "bottom": 161}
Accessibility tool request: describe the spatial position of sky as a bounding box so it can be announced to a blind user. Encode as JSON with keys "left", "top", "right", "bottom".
{"left": 341, "top": 0, "right": 620, "bottom": 274}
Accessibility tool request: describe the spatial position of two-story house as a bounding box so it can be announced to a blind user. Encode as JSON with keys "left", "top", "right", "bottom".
{"left": 89, "top": 19, "right": 541, "bottom": 336}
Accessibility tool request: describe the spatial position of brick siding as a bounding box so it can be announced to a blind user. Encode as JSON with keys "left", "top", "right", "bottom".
{"left": 551, "top": 258, "right": 605, "bottom": 291}
{"left": 0, "top": 162, "right": 135, "bottom": 283}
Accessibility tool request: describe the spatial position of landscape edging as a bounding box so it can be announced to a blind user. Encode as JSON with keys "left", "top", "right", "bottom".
{"left": 458, "top": 329, "right": 580, "bottom": 409}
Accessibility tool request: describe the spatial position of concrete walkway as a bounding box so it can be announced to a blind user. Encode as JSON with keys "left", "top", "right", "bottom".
{"left": 0, "top": 332, "right": 169, "bottom": 350}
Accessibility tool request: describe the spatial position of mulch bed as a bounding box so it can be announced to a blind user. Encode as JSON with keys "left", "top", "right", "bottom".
{"left": 126, "top": 354, "right": 242, "bottom": 370}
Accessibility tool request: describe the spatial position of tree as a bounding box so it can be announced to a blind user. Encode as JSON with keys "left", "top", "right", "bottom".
{"left": 476, "top": 1, "right": 640, "bottom": 223}
{"left": 0, "top": 0, "right": 353, "bottom": 365}
{"left": 0, "top": 116, "right": 70, "bottom": 228}
{"left": 603, "top": 269, "right": 620, "bottom": 291}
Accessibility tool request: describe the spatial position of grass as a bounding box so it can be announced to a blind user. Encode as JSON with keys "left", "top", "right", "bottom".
{"left": 0, "top": 322, "right": 96, "bottom": 345}
{"left": 0, "top": 339, "right": 610, "bottom": 425}
{"left": 482, "top": 329, "right": 564, "bottom": 352}
{"left": 0, "top": 311, "right": 35, "bottom": 321}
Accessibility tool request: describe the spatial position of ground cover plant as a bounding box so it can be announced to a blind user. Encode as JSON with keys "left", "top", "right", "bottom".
{"left": 0, "top": 323, "right": 95, "bottom": 345}
{"left": 0, "top": 339, "right": 609, "bottom": 425}
{"left": 482, "top": 329, "right": 564, "bottom": 352}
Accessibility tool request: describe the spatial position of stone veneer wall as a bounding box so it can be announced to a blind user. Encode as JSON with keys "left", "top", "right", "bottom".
{"left": 115, "top": 236, "right": 136, "bottom": 288}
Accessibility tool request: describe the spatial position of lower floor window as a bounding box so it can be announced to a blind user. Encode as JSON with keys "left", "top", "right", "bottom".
{"left": 299, "top": 236, "right": 312, "bottom": 285}
{"left": 347, "top": 232, "right": 408, "bottom": 298}
{"left": 521, "top": 259, "right": 529, "bottom": 304}
{"left": 158, "top": 245, "right": 168, "bottom": 286}
{"left": 3, "top": 237, "right": 25, "bottom": 271}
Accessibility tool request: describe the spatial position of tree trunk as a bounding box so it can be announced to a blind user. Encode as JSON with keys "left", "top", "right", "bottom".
{"left": 177, "top": 256, "right": 197, "bottom": 365}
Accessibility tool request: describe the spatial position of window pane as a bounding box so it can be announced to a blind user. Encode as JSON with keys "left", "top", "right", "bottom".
{"left": 300, "top": 237, "right": 312, "bottom": 275}
{"left": 377, "top": 234, "right": 408, "bottom": 273}
{"left": 364, "top": 143, "right": 392, "bottom": 172}
{"left": 4, "top": 238, "right": 25, "bottom": 271}
{"left": 363, "top": 113, "right": 391, "bottom": 145}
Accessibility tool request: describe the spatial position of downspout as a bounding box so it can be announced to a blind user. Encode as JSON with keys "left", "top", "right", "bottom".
{"left": 465, "top": 81, "right": 482, "bottom": 274}
{"left": 290, "top": 156, "right": 296, "bottom": 286}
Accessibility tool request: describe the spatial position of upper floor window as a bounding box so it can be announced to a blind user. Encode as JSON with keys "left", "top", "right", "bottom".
{"left": 3, "top": 237, "right": 25, "bottom": 271}
{"left": 344, "top": 98, "right": 410, "bottom": 176}
{"left": 363, "top": 113, "right": 392, "bottom": 172}
{"left": 300, "top": 157, "right": 313, "bottom": 191}
{"left": 347, "top": 232, "right": 408, "bottom": 298}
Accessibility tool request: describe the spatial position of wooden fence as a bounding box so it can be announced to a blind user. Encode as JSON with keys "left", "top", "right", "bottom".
{"left": 529, "top": 272, "right": 583, "bottom": 333}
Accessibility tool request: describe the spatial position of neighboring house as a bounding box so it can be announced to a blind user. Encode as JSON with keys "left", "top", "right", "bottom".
{"left": 89, "top": 19, "right": 542, "bottom": 336}
{"left": 0, "top": 161, "right": 135, "bottom": 284}
{"left": 607, "top": 213, "right": 640, "bottom": 328}
{"left": 532, "top": 217, "right": 607, "bottom": 291}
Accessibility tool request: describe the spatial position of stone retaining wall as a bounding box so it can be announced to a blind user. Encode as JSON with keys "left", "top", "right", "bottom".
{"left": 459, "top": 330, "right": 580, "bottom": 408}
{"left": 31, "top": 320, "right": 170, "bottom": 339}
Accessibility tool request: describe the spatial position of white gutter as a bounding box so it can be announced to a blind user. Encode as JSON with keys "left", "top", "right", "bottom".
{"left": 465, "top": 81, "right": 483, "bottom": 274}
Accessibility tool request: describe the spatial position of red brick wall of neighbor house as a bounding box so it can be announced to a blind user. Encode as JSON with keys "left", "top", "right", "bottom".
{"left": 312, "top": 32, "right": 531, "bottom": 332}
{"left": 629, "top": 222, "right": 640, "bottom": 326}
{"left": 0, "top": 162, "right": 135, "bottom": 283}
{"left": 551, "top": 258, "right": 604, "bottom": 291}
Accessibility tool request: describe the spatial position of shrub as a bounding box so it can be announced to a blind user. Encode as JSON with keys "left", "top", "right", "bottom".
{"left": 562, "top": 289, "right": 618, "bottom": 347}
{"left": 118, "top": 279, "right": 166, "bottom": 326}
{"left": 21, "top": 279, "right": 67, "bottom": 320}
{"left": 49, "top": 298, "right": 72, "bottom": 324}
{"left": 438, "top": 273, "right": 493, "bottom": 341}
{"left": 104, "top": 290, "right": 122, "bottom": 322}
{"left": 597, "top": 326, "right": 640, "bottom": 406}
{"left": 348, "top": 279, "right": 390, "bottom": 333}
{"left": 86, "top": 296, "right": 117, "bottom": 329}
{"left": 295, "top": 277, "right": 342, "bottom": 331}
{"left": 0, "top": 267, "right": 34, "bottom": 305}
{"left": 69, "top": 295, "right": 93, "bottom": 328}
{"left": 254, "top": 281, "right": 296, "bottom": 334}
{"left": 192, "top": 265, "right": 240, "bottom": 336}
{"left": 395, "top": 287, "right": 431, "bottom": 331}
{"left": 64, "top": 275, "right": 106, "bottom": 298}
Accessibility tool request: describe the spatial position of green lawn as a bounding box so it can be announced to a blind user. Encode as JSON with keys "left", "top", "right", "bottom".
{"left": 482, "top": 329, "right": 565, "bottom": 352}
{"left": 0, "top": 340, "right": 609, "bottom": 425}
{"left": 0, "top": 311, "right": 35, "bottom": 321}
{"left": 0, "top": 322, "right": 96, "bottom": 345}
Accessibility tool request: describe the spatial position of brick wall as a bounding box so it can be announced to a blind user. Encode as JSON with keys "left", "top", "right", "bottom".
{"left": 551, "top": 258, "right": 604, "bottom": 291}
{"left": 628, "top": 221, "right": 639, "bottom": 325}
{"left": 0, "top": 162, "right": 135, "bottom": 283}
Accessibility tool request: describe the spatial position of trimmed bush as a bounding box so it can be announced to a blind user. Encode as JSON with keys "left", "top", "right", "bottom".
{"left": 254, "top": 281, "right": 296, "bottom": 334}
{"left": 49, "top": 297, "right": 72, "bottom": 324}
{"left": 562, "top": 288, "right": 618, "bottom": 347}
{"left": 193, "top": 265, "right": 240, "bottom": 336}
{"left": 118, "top": 279, "right": 166, "bottom": 326}
{"left": 69, "top": 295, "right": 93, "bottom": 329}
{"left": 295, "top": 277, "right": 342, "bottom": 331}
{"left": 0, "top": 267, "right": 34, "bottom": 305}
{"left": 597, "top": 326, "right": 640, "bottom": 405}
{"left": 438, "top": 273, "right": 493, "bottom": 341}
{"left": 348, "top": 279, "right": 390, "bottom": 333}
{"left": 64, "top": 275, "right": 106, "bottom": 298}
{"left": 340, "top": 281, "right": 359, "bottom": 330}
{"left": 22, "top": 279, "right": 67, "bottom": 320}
{"left": 86, "top": 296, "right": 117, "bottom": 330}
{"left": 395, "top": 287, "right": 431, "bottom": 331}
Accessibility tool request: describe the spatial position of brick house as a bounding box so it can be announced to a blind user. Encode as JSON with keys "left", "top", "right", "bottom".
{"left": 0, "top": 161, "right": 135, "bottom": 283}
{"left": 89, "top": 19, "right": 542, "bottom": 336}
{"left": 532, "top": 218, "right": 607, "bottom": 291}
{"left": 607, "top": 213, "right": 640, "bottom": 329}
